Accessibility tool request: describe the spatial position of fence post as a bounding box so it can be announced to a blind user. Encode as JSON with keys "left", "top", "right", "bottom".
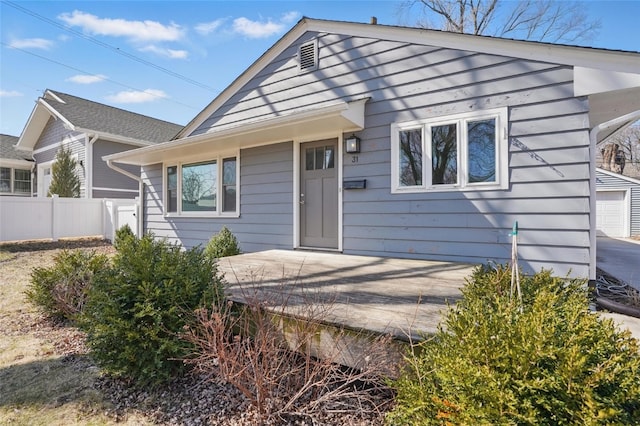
{"left": 51, "top": 194, "right": 59, "bottom": 242}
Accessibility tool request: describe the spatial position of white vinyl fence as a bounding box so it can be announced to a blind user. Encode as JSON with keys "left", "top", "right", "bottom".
{"left": 0, "top": 195, "right": 139, "bottom": 243}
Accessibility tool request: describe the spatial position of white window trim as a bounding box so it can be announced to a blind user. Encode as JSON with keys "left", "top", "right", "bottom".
{"left": 163, "top": 151, "right": 240, "bottom": 218}
{"left": 391, "top": 107, "right": 509, "bottom": 193}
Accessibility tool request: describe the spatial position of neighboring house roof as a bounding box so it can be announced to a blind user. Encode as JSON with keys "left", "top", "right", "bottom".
{"left": 0, "top": 134, "right": 33, "bottom": 168}
{"left": 17, "top": 89, "right": 183, "bottom": 151}
{"left": 596, "top": 167, "right": 640, "bottom": 185}
{"left": 105, "top": 17, "right": 640, "bottom": 166}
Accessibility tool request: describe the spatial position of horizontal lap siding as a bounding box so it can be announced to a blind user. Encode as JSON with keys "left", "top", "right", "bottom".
{"left": 596, "top": 170, "right": 640, "bottom": 236}
{"left": 92, "top": 141, "right": 140, "bottom": 193}
{"left": 191, "top": 31, "right": 591, "bottom": 277}
{"left": 141, "top": 142, "right": 294, "bottom": 251}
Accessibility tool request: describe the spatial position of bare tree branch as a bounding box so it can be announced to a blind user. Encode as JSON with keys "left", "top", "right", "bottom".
{"left": 398, "top": 0, "right": 600, "bottom": 43}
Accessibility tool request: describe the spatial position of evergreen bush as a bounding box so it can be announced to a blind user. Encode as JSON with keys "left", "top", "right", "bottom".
{"left": 204, "top": 226, "right": 240, "bottom": 259}
{"left": 388, "top": 264, "right": 640, "bottom": 425}
{"left": 47, "top": 146, "right": 81, "bottom": 197}
{"left": 81, "top": 233, "right": 225, "bottom": 385}
{"left": 26, "top": 249, "right": 109, "bottom": 322}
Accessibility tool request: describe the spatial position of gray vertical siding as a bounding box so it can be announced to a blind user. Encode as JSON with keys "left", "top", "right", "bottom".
{"left": 153, "top": 31, "right": 592, "bottom": 278}
{"left": 141, "top": 141, "right": 294, "bottom": 251}
{"left": 596, "top": 170, "right": 640, "bottom": 236}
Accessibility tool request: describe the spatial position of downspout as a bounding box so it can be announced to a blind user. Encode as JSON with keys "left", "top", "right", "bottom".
{"left": 588, "top": 109, "right": 640, "bottom": 282}
{"left": 86, "top": 134, "right": 99, "bottom": 198}
{"left": 106, "top": 159, "right": 144, "bottom": 238}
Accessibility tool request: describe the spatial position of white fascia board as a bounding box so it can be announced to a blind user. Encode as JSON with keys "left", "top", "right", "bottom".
{"left": 0, "top": 158, "right": 34, "bottom": 168}
{"left": 575, "top": 67, "right": 640, "bottom": 96}
{"left": 105, "top": 98, "right": 367, "bottom": 166}
{"left": 306, "top": 19, "right": 640, "bottom": 73}
{"left": 16, "top": 102, "right": 53, "bottom": 151}
{"left": 39, "top": 99, "right": 75, "bottom": 130}
{"left": 75, "top": 128, "right": 157, "bottom": 148}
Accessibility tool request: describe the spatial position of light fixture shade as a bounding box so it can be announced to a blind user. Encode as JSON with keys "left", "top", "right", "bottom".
{"left": 345, "top": 135, "right": 360, "bottom": 153}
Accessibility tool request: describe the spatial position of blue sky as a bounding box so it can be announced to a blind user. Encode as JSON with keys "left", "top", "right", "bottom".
{"left": 1, "top": 0, "right": 639, "bottom": 137}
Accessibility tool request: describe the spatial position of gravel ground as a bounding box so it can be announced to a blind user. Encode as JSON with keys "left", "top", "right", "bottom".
{"left": 1, "top": 238, "right": 390, "bottom": 426}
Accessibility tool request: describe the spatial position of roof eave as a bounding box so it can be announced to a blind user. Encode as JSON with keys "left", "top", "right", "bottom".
{"left": 105, "top": 98, "right": 368, "bottom": 166}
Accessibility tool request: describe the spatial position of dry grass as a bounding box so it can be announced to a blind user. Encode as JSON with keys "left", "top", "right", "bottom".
{"left": 0, "top": 238, "right": 151, "bottom": 426}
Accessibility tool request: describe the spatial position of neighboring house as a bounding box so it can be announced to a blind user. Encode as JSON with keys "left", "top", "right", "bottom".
{"left": 0, "top": 134, "right": 34, "bottom": 196}
{"left": 15, "top": 89, "right": 183, "bottom": 198}
{"left": 105, "top": 18, "right": 640, "bottom": 281}
{"left": 596, "top": 168, "right": 640, "bottom": 238}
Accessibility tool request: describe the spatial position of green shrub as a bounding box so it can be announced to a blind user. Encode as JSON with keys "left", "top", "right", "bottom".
{"left": 113, "top": 223, "right": 135, "bottom": 250}
{"left": 204, "top": 226, "right": 240, "bottom": 259}
{"left": 81, "top": 233, "right": 225, "bottom": 385}
{"left": 388, "top": 264, "right": 640, "bottom": 425}
{"left": 25, "top": 249, "right": 109, "bottom": 322}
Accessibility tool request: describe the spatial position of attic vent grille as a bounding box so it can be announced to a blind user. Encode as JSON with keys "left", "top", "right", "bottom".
{"left": 298, "top": 40, "right": 318, "bottom": 73}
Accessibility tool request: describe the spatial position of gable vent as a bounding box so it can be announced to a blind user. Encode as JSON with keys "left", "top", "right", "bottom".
{"left": 298, "top": 40, "right": 318, "bottom": 73}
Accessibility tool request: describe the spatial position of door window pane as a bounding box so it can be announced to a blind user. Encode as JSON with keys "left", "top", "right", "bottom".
{"left": 399, "top": 129, "right": 422, "bottom": 186}
{"left": 432, "top": 124, "right": 458, "bottom": 185}
{"left": 325, "top": 146, "right": 334, "bottom": 169}
{"left": 222, "top": 157, "right": 236, "bottom": 212}
{"left": 306, "top": 149, "right": 315, "bottom": 171}
{"left": 467, "top": 118, "right": 496, "bottom": 183}
{"left": 182, "top": 161, "right": 217, "bottom": 212}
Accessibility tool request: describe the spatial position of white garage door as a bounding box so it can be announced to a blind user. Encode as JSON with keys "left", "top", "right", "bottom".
{"left": 596, "top": 191, "right": 627, "bottom": 237}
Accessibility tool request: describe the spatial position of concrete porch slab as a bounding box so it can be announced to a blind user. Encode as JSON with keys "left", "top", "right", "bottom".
{"left": 217, "top": 249, "right": 476, "bottom": 341}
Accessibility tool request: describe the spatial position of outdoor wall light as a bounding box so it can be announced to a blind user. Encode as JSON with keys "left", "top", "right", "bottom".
{"left": 345, "top": 134, "right": 361, "bottom": 154}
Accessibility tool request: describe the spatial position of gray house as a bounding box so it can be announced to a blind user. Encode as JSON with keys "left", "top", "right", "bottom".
{"left": 0, "top": 134, "right": 34, "bottom": 196}
{"left": 15, "top": 89, "right": 183, "bottom": 198}
{"left": 596, "top": 168, "right": 640, "bottom": 237}
{"left": 105, "top": 18, "right": 640, "bottom": 281}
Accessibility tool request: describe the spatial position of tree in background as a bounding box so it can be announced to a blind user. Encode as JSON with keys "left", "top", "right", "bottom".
{"left": 48, "top": 146, "right": 80, "bottom": 198}
{"left": 600, "top": 122, "right": 640, "bottom": 178}
{"left": 398, "top": 0, "right": 600, "bottom": 43}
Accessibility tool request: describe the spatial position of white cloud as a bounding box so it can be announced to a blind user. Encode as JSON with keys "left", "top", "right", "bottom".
{"left": 66, "top": 74, "right": 107, "bottom": 84}
{"left": 58, "top": 10, "right": 184, "bottom": 42}
{"left": 8, "top": 37, "right": 54, "bottom": 50}
{"left": 281, "top": 11, "right": 300, "bottom": 24}
{"left": 106, "top": 89, "right": 168, "bottom": 103}
{"left": 195, "top": 18, "right": 225, "bottom": 35}
{"left": 139, "top": 45, "right": 189, "bottom": 59}
{"left": 0, "top": 90, "right": 23, "bottom": 98}
{"left": 232, "top": 12, "right": 300, "bottom": 39}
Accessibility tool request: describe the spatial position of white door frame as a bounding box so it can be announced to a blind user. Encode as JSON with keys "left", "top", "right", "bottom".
{"left": 293, "top": 132, "right": 343, "bottom": 251}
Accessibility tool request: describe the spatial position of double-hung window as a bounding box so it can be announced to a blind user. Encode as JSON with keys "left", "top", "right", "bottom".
{"left": 391, "top": 108, "right": 508, "bottom": 192}
{"left": 165, "top": 153, "right": 239, "bottom": 216}
{"left": 0, "top": 167, "right": 32, "bottom": 194}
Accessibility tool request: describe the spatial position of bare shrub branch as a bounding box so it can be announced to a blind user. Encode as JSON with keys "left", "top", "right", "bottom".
{"left": 183, "top": 274, "right": 397, "bottom": 424}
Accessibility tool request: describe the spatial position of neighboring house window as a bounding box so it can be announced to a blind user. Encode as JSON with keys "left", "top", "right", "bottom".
{"left": 165, "top": 153, "right": 239, "bottom": 216}
{"left": 0, "top": 167, "right": 10, "bottom": 192}
{"left": 14, "top": 169, "right": 31, "bottom": 194}
{"left": 391, "top": 108, "right": 508, "bottom": 192}
{"left": 0, "top": 167, "right": 32, "bottom": 194}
